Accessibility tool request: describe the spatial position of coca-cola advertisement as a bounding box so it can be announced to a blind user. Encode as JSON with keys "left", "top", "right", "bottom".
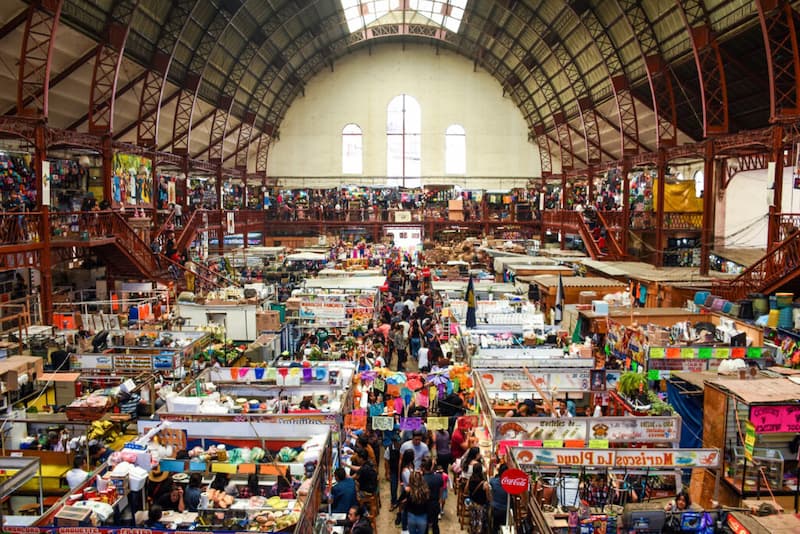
{"left": 500, "top": 468, "right": 530, "bottom": 495}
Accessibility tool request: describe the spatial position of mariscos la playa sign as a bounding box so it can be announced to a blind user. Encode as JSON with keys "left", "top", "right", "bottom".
{"left": 511, "top": 447, "right": 720, "bottom": 469}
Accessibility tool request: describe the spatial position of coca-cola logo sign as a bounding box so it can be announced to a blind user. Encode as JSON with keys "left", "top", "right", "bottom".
{"left": 500, "top": 468, "right": 529, "bottom": 495}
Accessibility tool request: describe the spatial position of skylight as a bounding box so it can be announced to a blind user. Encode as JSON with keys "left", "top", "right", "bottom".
{"left": 340, "top": 0, "right": 467, "bottom": 34}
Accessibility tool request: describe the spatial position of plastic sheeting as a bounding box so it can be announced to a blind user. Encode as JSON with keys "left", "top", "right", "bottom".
{"left": 666, "top": 380, "right": 703, "bottom": 449}
{"left": 652, "top": 180, "right": 704, "bottom": 212}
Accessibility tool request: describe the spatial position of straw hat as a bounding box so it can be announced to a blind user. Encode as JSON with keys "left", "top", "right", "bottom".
{"left": 148, "top": 466, "right": 169, "bottom": 483}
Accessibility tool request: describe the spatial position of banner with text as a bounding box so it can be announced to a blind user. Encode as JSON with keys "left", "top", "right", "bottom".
{"left": 511, "top": 447, "right": 720, "bottom": 469}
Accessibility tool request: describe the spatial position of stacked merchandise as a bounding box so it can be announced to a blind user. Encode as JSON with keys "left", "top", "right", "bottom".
{"left": 0, "top": 154, "right": 35, "bottom": 208}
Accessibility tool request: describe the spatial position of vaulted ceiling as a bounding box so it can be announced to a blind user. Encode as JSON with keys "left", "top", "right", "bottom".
{"left": 0, "top": 0, "right": 795, "bottom": 172}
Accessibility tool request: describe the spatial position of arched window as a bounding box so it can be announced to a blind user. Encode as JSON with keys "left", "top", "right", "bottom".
{"left": 342, "top": 123, "right": 362, "bottom": 174}
{"left": 445, "top": 124, "right": 466, "bottom": 175}
{"left": 694, "top": 170, "right": 704, "bottom": 198}
{"left": 387, "top": 94, "right": 421, "bottom": 187}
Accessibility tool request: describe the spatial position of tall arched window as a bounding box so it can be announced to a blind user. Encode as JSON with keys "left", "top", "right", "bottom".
{"left": 387, "top": 94, "right": 421, "bottom": 187}
{"left": 342, "top": 123, "right": 363, "bottom": 174}
{"left": 445, "top": 124, "right": 466, "bottom": 174}
{"left": 694, "top": 170, "right": 704, "bottom": 198}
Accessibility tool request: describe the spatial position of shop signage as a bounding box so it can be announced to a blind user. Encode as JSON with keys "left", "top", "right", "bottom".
{"left": 511, "top": 447, "right": 720, "bottom": 469}
{"left": 112, "top": 354, "right": 153, "bottom": 370}
{"left": 496, "top": 418, "right": 586, "bottom": 441}
{"left": 648, "top": 346, "right": 761, "bottom": 360}
{"left": 726, "top": 513, "right": 750, "bottom": 534}
{"left": 749, "top": 405, "right": 800, "bottom": 433}
{"left": 70, "top": 353, "right": 113, "bottom": 371}
{"left": 495, "top": 416, "right": 680, "bottom": 444}
{"left": 500, "top": 468, "right": 530, "bottom": 494}
{"left": 592, "top": 416, "right": 680, "bottom": 442}
{"left": 744, "top": 422, "right": 756, "bottom": 461}
{"left": 480, "top": 370, "right": 589, "bottom": 392}
{"left": 473, "top": 355, "right": 592, "bottom": 368}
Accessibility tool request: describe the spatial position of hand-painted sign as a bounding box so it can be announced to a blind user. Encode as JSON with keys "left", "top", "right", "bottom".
{"left": 511, "top": 447, "right": 720, "bottom": 469}
{"left": 749, "top": 405, "right": 800, "bottom": 434}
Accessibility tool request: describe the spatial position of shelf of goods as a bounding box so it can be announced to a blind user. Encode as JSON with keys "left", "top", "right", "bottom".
{"left": 0, "top": 355, "right": 44, "bottom": 412}
{"left": 154, "top": 365, "right": 353, "bottom": 424}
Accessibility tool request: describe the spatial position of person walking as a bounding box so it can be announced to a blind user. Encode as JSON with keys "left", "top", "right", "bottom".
{"left": 403, "top": 471, "right": 430, "bottom": 534}
{"left": 466, "top": 463, "right": 490, "bottom": 534}
{"left": 421, "top": 457, "right": 444, "bottom": 534}
{"left": 383, "top": 434, "right": 402, "bottom": 508}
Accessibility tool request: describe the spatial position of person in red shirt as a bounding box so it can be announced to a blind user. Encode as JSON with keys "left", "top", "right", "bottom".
{"left": 450, "top": 417, "right": 470, "bottom": 462}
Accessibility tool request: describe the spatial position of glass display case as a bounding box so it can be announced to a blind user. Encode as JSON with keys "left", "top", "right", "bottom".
{"left": 730, "top": 446, "right": 784, "bottom": 491}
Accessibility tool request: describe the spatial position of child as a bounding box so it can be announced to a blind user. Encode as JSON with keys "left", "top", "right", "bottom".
{"left": 436, "top": 465, "right": 449, "bottom": 519}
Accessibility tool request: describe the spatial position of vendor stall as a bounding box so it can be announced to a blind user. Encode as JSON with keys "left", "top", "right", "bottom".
{"left": 519, "top": 276, "right": 626, "bottom": 318}
{"left": 694, "top": 374, "right": 800, "bottom": 511}
{"left": 178, "top": 292, "right": 277, "bottom": 342}
{"left": 507, "top": 443, "right": 722, "bottom": 534}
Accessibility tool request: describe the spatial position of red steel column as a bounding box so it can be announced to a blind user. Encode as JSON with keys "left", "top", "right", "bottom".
{"left": 216, "top": 164, "right": 224, "bottom": 256}
{"left": 654, "top": 150, "right": 667, "bottom": 266}
{"left": 767, "top": 124, "right": 785, "bottom": 247}
{"left": 102, "top": 135, "right": 113, "bottom": 205}
{"left": 621, "top": 159, "right": 631, "bottom": 255}
{"left": 700, "top": 141, "right": 715, "bottom": 275}
{"left": 35, "top": 125, "right": 53, "bottom": 324}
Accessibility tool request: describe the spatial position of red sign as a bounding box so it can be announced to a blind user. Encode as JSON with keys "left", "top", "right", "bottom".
{"left": 726, "top": 513, "right": 750, "bottom": 534}
{"left": 500, "top": 468, "right": 529, "bottom": 495}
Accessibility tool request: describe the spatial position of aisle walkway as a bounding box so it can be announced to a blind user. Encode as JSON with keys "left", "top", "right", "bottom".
{"left": 372, "top": 475, "right": 462, "bottom": 534}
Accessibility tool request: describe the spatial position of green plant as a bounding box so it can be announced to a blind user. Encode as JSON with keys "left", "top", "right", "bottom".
{"left": 617, "top": 371, "right": 647, "bottom": 397}
{"left": 646, "top": 392, "right": 675, "bottom": 416}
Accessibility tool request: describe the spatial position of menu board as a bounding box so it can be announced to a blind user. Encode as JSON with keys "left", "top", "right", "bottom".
{"left": 511, "top": 447, "right": 720, "bottom": 469}
{"left": 479, "top": 369, "right": 589, "bottom": 392}
{"left": 113, "top": 354, "right": 153, "bottom": 370}
{"left": 495, "top": 416, "right": 681, "bottom": 444}
{"left": 496, "top": 418, "right": 586, "bottom": 441}
{"left": 589, "top": 416, "right": 680, "bottom": 442}
{"left": 70, "top": 353, "right": 113, "bottom": 370}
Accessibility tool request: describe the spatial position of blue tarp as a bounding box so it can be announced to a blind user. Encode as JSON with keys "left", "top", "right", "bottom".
{"left": 667, "top": 380, "right": 703, "bottom": 449}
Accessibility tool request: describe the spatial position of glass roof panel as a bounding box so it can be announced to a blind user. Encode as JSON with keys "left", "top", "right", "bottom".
{"left": 340, "top": 0, "right": 467, "bottom": 34}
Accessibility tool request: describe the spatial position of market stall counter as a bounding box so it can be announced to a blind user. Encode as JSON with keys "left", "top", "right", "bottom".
{"left": 697, "top": 374, "right": 800, "bottom": 511}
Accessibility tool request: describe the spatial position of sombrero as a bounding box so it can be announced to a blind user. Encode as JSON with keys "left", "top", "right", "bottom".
{"left": 148, "top": 466, "right": 169, "bottom": 483}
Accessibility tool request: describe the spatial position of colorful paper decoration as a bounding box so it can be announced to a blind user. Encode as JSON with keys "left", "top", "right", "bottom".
{"left": 387, "top": 384, "right": 401, "bottom": 396}
{"left": 426, "top": 416, "right": 449, "bottom": 431}
{"left": 399, "top": 417, "right": 422, "bottom": 431}
{"left": 373, "top": 377, "right": 386, "bottom": 392}
{"left": 372, "top": 416, "right": 395, "bottom": 431}
{"left": 345, "top": 413, "right": 367, "bottom": 430}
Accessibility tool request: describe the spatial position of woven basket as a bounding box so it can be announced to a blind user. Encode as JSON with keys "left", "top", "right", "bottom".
{"left": 66, "top": 399, "right": 112, "bottom": 421}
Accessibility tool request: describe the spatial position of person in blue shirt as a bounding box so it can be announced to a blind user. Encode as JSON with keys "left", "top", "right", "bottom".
{"left": 489, "top": 463, "right": 509, "bottom": 528}
{"left": 331, "top": 467, "right": 358, "bottom": 514}
{"left": 144, "top": 505, "right": 166, "bottom": 529}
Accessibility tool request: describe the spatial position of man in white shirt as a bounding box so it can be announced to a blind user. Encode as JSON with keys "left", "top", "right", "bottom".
{"left": 66, "top": 455, "right": 89, "bottom": 490}
{"left": 399, "top": 430, "right": 430, "bottom": 470}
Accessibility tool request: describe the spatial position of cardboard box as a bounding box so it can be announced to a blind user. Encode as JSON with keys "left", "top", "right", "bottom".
{"left": 55, "top": 506, "right": 92, "bottom": 527}
{"left": 256, "top": 311, "right": 281, "bottom": 332}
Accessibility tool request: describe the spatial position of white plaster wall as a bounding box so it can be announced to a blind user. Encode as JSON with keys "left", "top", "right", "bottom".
{"left": 723, "top": 165, "right": 796, "bottom": 249}
{"left": 267, "top": 43, "right": 538, "bottom": 184}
